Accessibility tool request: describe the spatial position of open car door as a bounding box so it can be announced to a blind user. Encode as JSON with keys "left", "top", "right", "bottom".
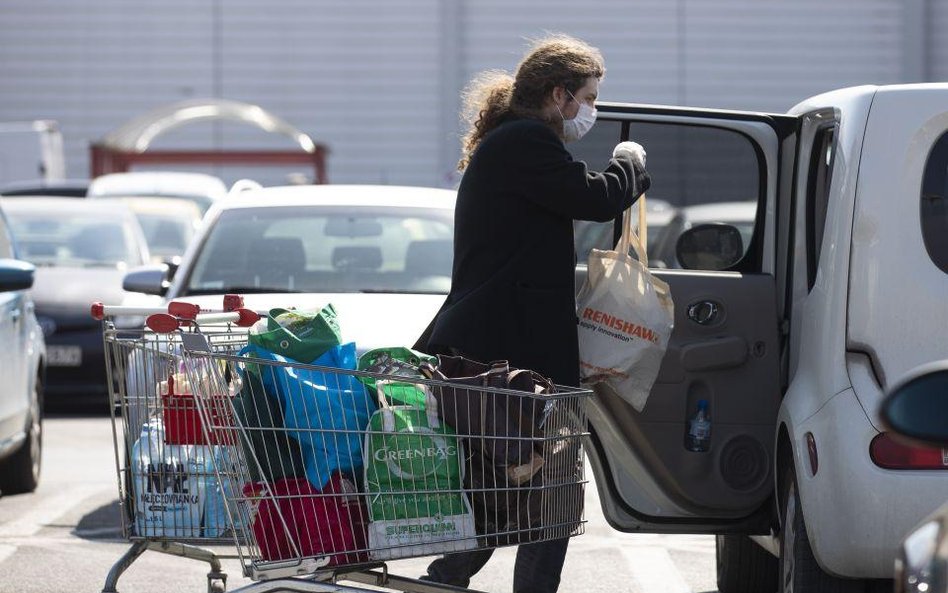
{"left": 572, "top": 103, "right": 799, "bottom": 533}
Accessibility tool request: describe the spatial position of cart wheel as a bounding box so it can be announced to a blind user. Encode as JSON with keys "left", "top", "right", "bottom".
{"left": 207, "top": 575, "right": 227, "bottom": 593}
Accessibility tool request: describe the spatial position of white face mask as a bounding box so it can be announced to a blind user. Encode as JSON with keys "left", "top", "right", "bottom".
{"left": 558, "top": 91, "right": 597, "bottom": 142}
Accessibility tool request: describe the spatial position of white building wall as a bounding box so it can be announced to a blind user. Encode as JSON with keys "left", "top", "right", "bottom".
{"left": 0, "top": 0, "right": 216, "bottom": 182}
{"left": 0, "top": 0, "right": 935, "bottom": 188}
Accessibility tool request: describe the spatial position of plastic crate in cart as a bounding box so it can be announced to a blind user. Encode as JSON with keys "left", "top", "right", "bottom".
{"left": 161, "top": 372, "right": 237, "bottom": 446}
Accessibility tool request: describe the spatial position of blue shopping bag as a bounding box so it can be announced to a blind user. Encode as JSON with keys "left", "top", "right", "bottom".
{"left": 239, "top": 342, "right": 376, "bottom": 490}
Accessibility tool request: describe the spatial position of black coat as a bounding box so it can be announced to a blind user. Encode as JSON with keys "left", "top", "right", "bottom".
{"left": 419, "top": 117, "right": 650, "bottom": 386}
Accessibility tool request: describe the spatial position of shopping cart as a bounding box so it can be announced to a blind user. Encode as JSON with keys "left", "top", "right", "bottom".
{"left": 96, "top": 297, "right": 591, "bottom": 593}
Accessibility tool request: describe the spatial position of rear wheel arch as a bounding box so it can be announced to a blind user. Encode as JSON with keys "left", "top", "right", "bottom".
{"left": 775, "top": 422, "right": 793, "bottom": 529}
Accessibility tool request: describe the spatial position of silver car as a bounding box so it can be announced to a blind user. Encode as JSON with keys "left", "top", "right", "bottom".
{"left": 0, "top": 201, "right": 45, "bottom": 494}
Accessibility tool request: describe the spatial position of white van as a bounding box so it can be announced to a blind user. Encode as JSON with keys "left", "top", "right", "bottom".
{"left": 572, "top": 83, "right": 948, "bottom": 593}
{"left": 0, "top": 120, "right": 66, "bottom": 184}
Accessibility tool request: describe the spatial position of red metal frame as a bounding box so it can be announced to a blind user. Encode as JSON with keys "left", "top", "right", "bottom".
{"left": 90, "top": 144, "right": 329, "bottom": 184}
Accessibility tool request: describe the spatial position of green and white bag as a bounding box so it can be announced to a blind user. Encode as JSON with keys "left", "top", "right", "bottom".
{"left": 364, "top": 381, "right": 477, "bottom": 560}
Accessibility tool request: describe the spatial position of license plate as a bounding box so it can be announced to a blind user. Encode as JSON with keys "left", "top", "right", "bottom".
{"left": 47, "top": 345, "right": 82, "bottom": 367}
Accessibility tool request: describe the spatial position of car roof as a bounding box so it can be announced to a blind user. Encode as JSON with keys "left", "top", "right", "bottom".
{"left": 88, "top": 171, "right": 227, "bottom": 200}
{"left": 0, "top": 196, "right": 136, "bottom": 218}
{"left": 679, "top": 201, "right": 757, "bottom": 223}
{"left": 95, "top": 195, "right": 204, "bottom": 216}
{"left": 216, "top": 184, "right": 457, "bottom": 211}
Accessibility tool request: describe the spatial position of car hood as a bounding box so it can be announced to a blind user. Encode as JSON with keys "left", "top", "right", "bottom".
{"left": 32, "top": 267, "right": 135, "bottom": 311}
{"left": 173, "top": 293, "right": 447, "bottom": 353}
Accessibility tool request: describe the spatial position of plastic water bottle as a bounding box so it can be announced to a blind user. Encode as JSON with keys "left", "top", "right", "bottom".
{"left": 686, "top": 400, "right": 712, "bottom": 452}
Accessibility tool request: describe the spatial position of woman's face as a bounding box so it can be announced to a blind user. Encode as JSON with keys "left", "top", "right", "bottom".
{"left": 559, "top": 76, "right": 599, "bottom": 119}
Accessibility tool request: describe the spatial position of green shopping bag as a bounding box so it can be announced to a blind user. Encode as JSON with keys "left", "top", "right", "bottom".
{"left": 363, "top": 381, "right": 477, "bottom": 560}
{"left": 231, "top": 369, "right": 305, "bottom": 484}
{"left": 357, "top": 347, "right": 436, "bottom": 407}
{"left": 248, "top": 304, "right": 341, "bottom": 363}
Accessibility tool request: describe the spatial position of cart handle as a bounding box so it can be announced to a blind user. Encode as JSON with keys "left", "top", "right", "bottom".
{"left": 91, "top": 294, "right": 247, "bottom": 320}
{"left": 145, "top": 309, "right": 260, "bottom": 333}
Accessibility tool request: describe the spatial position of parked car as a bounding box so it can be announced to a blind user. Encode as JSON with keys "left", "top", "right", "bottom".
{"left": 2, "top": 197, "right": 154, "bottom": 408}
{"left": 0, "top": 202, "right": 45, "bottom": 494}
{"left": 122, "top": 184, "right": 455, "bottom": 353}
{"left": 564, "top": 83, "right": 948, "bottom": 593}
{"left": 649, "top": 200, "right": 757, "bottom": 268}
{"left": 573, "top": 197, "right": 677, "bottom": 262}
{"left": 0, "top": 178, "right": 89, "bottom": 198}
{"left": 96, "top": 196, "right": 203, "bottom": 264}
{"left": 88, "top": 171, "right": 227, "bottom": 215}
{"left": 881, "top": 363, "right": 948, "bottom": 593}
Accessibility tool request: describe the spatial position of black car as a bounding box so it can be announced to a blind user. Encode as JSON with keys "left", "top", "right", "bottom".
{"left": 0, "top": 179, "right": 89, "bottom": 198}
{"left": 2, "top": 197, "right": 152, "bottom": 409}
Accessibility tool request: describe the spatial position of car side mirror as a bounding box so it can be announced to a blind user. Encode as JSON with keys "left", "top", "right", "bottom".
{"left": 676, "top": 223, "right": 744, "bottom": 271}
{"left": 880, "top": 364, "right": 948, "bottom": 447}
{"left": 0, "top": 258, "right": 35, "bottom": 292}
{"left": 123, "top": 264, "right": 171, "bottom": 296}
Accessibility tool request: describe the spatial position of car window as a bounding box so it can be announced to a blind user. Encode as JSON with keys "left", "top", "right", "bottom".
{"left": 571, "top": 120, "right": 762, "bottom": 270}
{"left": 184, "top": 205, "right": 454, "bottom": 295}
{"left": 135, "top": 212, "right": 196, "bottom": 257}
{"left": 6, "top": 212, "right": 141, "bottom": 268}
{"left": 921, "top": 130, "right": 948, "bottom": 274}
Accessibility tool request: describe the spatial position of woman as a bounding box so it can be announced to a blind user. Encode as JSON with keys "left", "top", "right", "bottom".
{"left": 418, "top": 34, "right": 650, "bottom": 593}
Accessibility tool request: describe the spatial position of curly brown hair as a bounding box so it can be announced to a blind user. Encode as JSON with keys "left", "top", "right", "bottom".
{"left": 458, "top": 34, "right": 605, "bottom": 170}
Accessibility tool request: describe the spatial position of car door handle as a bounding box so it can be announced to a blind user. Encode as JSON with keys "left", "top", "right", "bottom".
{"left": 687, "top": 300, "right": 721, "bottom": 325}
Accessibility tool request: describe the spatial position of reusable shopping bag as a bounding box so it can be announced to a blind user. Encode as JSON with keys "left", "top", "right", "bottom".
{"left": 230, "top": 369, "right": 305, "bottom": 484}
{"left": 240, "top": 342, "right": 376, "bottom": 490}
{"left": 248, "top": 304, "right": 342, "bottom": 364}
{"left": 357, "top": 346, "right": 437, "bottom": 407}
{"left": 576, "top": 196, "right": 674, "bottom": 411}
{"left": 363, "top": 383, "right": 477, "bottom": 559}
{"left": 244, "top": 474, "right": 369, "bottom": 567}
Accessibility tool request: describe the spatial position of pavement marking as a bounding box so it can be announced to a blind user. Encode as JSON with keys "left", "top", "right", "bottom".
{"left": 623, "top": 546, "right": 694, "bottom": 593}
{"left": 0, "top": 543, "right": 15, "bottom": 565}
{"left": 0, "top": 485, "right": 103, "bottom": 539}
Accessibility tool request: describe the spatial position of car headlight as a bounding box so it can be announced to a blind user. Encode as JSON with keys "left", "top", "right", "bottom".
{"left": 897, "top": 519, "right": 947, "bottom": 593}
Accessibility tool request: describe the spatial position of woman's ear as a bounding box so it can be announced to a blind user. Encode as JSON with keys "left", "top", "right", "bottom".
{"left": 551, "top": 85, "right": 568, "bottom": 106}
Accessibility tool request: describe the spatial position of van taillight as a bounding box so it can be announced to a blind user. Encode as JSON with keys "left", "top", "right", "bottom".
{"left": 870, "top": 433, "right": 948, "bottom": 469}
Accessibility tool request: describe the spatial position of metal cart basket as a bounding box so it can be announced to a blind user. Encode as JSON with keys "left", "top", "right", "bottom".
{"left": 97, "top": 299, "right": 591, "bottom": 593}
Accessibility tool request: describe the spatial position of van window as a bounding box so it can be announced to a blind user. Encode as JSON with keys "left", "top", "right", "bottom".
{"left": 806, "top": 125, "right": 836, "bottom": 290}
{"left": 572, "top": 121, "right": 762, "bottom": 271}
{"left": 921, "top": 131, "right": 948, "bottom": 274}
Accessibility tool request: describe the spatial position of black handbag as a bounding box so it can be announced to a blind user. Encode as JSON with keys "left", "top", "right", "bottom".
{"left": 421, "top": 355, "right": 581, "bottom": 546}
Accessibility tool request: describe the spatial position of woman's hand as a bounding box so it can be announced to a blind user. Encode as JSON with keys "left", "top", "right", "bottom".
{"left": 613, "top": 141, "right": 647, "bottom": 168}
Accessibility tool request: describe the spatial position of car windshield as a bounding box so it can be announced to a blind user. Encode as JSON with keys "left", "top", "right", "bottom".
{"left": 6, "top": 212, "right": 140, "bottom": 268}
{"left": 182, "top": 205, "right": 454, "bottom": 295}
{"left": 135, "top": 212, "right": 196, "bottom": 260}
